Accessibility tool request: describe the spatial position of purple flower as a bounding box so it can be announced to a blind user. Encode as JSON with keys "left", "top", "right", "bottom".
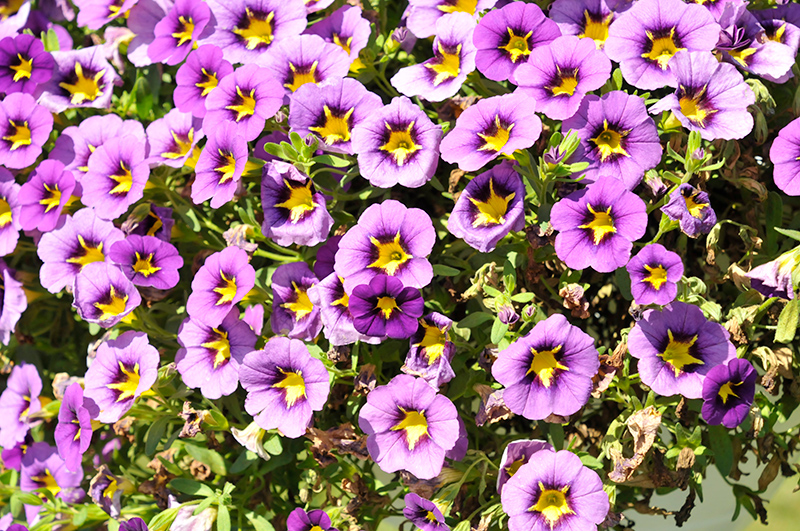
{"left": 203, "top": 0, "right": 307, "bottom": 65}
{"left": 402, "top": 312, "right": 456, "bottom": 389}
{"left": 0, "top": 170, "right": 21, "bottom": 256}
{"left": 0, "top": 34, "right": 54, "bottom": 94}
{"left": 39, "top": 46, "right": 120, "bottom": 113}
{"left": 661, "top": 183, "right": 716, "bottom": 238}
{"left": 335, "top": 200, "right": 436, "bottom": 291}
{"left": 17, "top": 160, "right": 76, "bottom": 233}
{"left": 84, "top": 331, "right": 160, "bottom": 423}
{"left": 314, "top": 236, "right": 340, "bottom": 279}
{"left": 304, "top": 5, "right": 371, "bottom": 62}
{"left": 187, "top": 246, "right": 256, "bottom": 328}
{"left": 753, "top": 5, "right": 800, "bottom": 56}
{"left": 243, "top": 304, "right": 264, "bottom": 335}
{"left": 240, "top": 336, "right": 330, "bottom": 438}
{"left": 37, "top": 207, "right": 125, "bottom": 293}
{"left": 501, "top": 449, "right": 609, "bottom": 531}
{"left": 404, "top": 493, "right": 448, "bottom": 531}
{"left": 350, "top": 96, "right": 442, "bottom": 188}
{"left": 626, "top": 244, "right": 684, "bottom": 306}
{"left": 604, "top": 0, "right": 720, "bottom": 90}
{"left": 628, "top": 301, "right": 737, "bottom": 399}
{"left": 492, "top": 314, "right": 599, "bottom": 420}
{"left": 440, "top": 93, "right": 541, "bottom": 172}
{"left": 473, "top": 1, "right": 561, "bottom": 83}
{"left": 192, "top": 122, "right": 248, "bottom": 208}
{"left": 405, "top": 0, "right": 498, "bottom": 39}
{"left": 261, "top": 161, "right": 333, "bottom": 247}
{"left": 126, "top": 0, "right": 172, "bottom": 67}
{"left": 649, "top": 51, "right": 754, "bottom": 140}
{"left": 496, "top": 439, "right": 554, "bottom": 495}
{"left": 286, "top": 508, "right": 338, "bottom": 531}
{"left": 54, "top": 383, "right": 99, "bottom": 472}
{"left": 76, "top": 0, "right": 138, "bottom": 30}
{"left": 549, "top": 0, "right": 618, "bottom": 50}
{"left": 746, "top": 250, "right": 799, "bottom": 300}
{"left": 174, "top": 45, "right": 234, "bottom": 119}
{"left": 176, "top": 308, "right": 257, "bottom": 399}
{"left": 204, "top": 64, "right": 284, "bottom": 142}
{"left": 0, "top": 260, "right": 26, "bottom": 345}
{"left": 350, "top": 274, "right": 423, "bottom": 339}
{"left": 770, "top": 116, "right": 800, "bottom": 196}
{"left": 448, "top": 161, "right": 525, "bottom": 253}
{"left": 145, "top": 109, "right": 204, "bottom": 168}
{"left": 73, "top": 261, "right": 142, "bottom": 327}
{"left": 307, "top": 273, "right": 379, "bottom": 347}
{"left": 125, "top": 204, "right": 175, "bottom": 242}
{"left": 701, "top": 358, "right": 757, "bottom": 429}
{"left": 256, "top": 34, "right": 350, "bottom": 96}
{"left": 270, "top": 261, "right": 322, "bottom": 341}
{"left": 289, "top": 77, "right": 383, "bottom": 155}
{"left": 0, "top": 92, "right": 53, "bottom": 169}
{"left": 81, "top": 135, "right": 150, "bottom": 221}
{"left": 391, "top": 12, "right": 477, "bottom": 102}
{"left": 550, "top": 176, "right": 647, "bottom": 273}
{"left": 148, "top": 0, "right": 214, "bottom": 65}
{"left": 20, "top": 442, "right": 84, "bottom": 522}
{"left": 89, "top": 465, "right": 134, "bottom": 517}
{"left": 514, "top": 35, "right": 611, "bottom": 121}
{"left": 358, "top": 374, "right": 460, "bottom": 479}
{"left": 0, "top": 364, "right": 41, "bottom": 449}
{"left": 120, "top": 518, "right": 149, "bottom": 531}
{"left": 562, "top": 91, "right": 662, "bottom": 189}
{"left": 108, "top": 235, "right": 183, "bottom": 290}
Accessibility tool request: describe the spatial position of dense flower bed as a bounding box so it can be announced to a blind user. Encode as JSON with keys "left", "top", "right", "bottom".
{"left": 1, "top": 0, "right": 800, "bottom": 530}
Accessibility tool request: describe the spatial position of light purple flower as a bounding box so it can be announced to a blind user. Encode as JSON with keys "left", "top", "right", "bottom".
{"left": 73, "top": 261, "right": 142, "bottom": 327}
{"left": 0, "top": 33, "right": 54, "bottom": 94}
{"left": 0, "top": 364, "right": 41, "bottom": 449}
{"left": 256, "top": 34, "right": 350, "bottom": 96}
{"left": 626, "top": 244, "right": 684, "bottom": 306}
{"left": 496, "top": 439, "right": 554, "bottom": 494}
{"left": 148, "top": 0, "right": 214, "bottom": 65}
{"left": 549, "top": 0, "right": 618, "bottom": 50}
{"left": 270, "top": 261, "right": 322, "bottom": 341}
{"left": 769, "top": 116, "right": 800, "bottom": 196}
{"left": 186, "top": 246, "right": 256, "bottom": 328}
{"left": 20, "top": 442, "right": 84, "bottom": 522}
{"left": 145, "top": 109, "right": 204, "bottom": 168}
{"left": 0, "top": 169, "right": 21, "bottom": 256}
{"left": 661, "top": 183, "right": 716, "bottom": 238}
{"left": 405, "top": 0, "right": 497, "bottom": 39}
{"left": 39, "top": 46, "right": 120, "bottom": 113}
{"left": 304, "top": 5, "right": 371, "bottom": 62}
{"left": 108, "top": 235, "right": 183, "bottom": 290}
{"left": 192, "top": 122, "right": 248, "bottom": 208}
{"left": 17, "top": 160, "right": 76, "bottom": 233}
{"left": 0, "top": 259, "right": 26, "bottom": 345}
{"left": 402, "top": 312, "right": 456, "bottom": 390}
{"left": 54, "top": 383, "right": 99, "bottom": 472}
{"left": 0, "top": 92, "right": 53, "bottom": 169}
{"left": 174, "top": 44, "right": 234, "bottom": 119}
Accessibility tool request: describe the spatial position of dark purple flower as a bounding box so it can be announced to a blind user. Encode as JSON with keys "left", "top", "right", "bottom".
{"left": 626, "top": 243, "right": 684, "bottom": 306}
{"left": 72, "top": 261, "right": 142, "bottom": 327}
{"left": 402, "top": 312, "right": 456, "bottom": 389}
{"left": 286, "top": 508, "right": 338, "bottom": 531}
{"left": 307, "top": 273, "right": 379, "bottom": 347}
{"left": 404, "top": 493, "right": 448, "bottom": 531}
{"left": 0, "top": 364, "right": 41, "bottom": 449}
{"left": 270, "top": 261, "right": 321, "bottom": 341}
{"left": 88, "top": 464, "right": 133, "bottom": 517}
{"left": 124, "top": 204, "right": 174, "bottom": 243}
{"left": 108, "top": 235, "right": 183, "bottom": 290}
{"left": 496, "top": 439, "right": 554, "bottom": 494}
{"left": 186, "top": 246, "right": 256, "bottom": 328}
{"left": 0, "top": 92, "right": 53, "bottom": 169}
{"left": 350, "top": 274, "right": 423, "bottom": 339}
{"left": 549, "top": 0, "right": 618, "bottom": 50}
{"left": 54, "top": 382, "right": 99, "bottom": 472}
{"left": 20, "top": 442, "right": 84, "bottom": 522}
{"left": 17, "top": 160, "right": 76, "bottom": 233}
{"left": 661, "top": 183, "right": 716, "bottom": 238}
{"left": 0, "top": 33, "right": 54, "bottom": 94}
{"left": 120, "top": 518, "right": 149, "bottom": 531}
{"left": 358, "top": 374, "right": 460, "bottom": 479}
{"left": 701, "top": 358, "right": 756, "bottom": 429}
{"left": 746, "top": 250, "right": 799, "bottom": 300}
{"left": 313, "top": 235, "right": 340, "bottom": 279}
{"left": 174, "top": 44, "right": 234, "bottom": 118}
{"left": 240, "top": 336, "right": 330, "bottom": 438}
{"left": 628, "top": 301, "right": 737, "bottom": 398}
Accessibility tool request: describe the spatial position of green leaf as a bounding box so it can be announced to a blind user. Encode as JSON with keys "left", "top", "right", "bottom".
{"left": 776, "top": 298, "right": 800, "bottom": 343}
{"left": 145, "top": 416, "right": 171, "bottom": 457}
{"left": 263, "top": 435, "right": 283, "bottom": 456}
{"left": 433, "top": 264, "right": 460, "bottom": 276}
{"left": 184, "top": 444, "right": 227, "bottom": 476}
{"left": 216, "top": 504, "right": 231, "bottom": 531}
{"left": 44, "top": 28, "right": 60, "bottom": 52}
{"left": 457, "top": 312, "right": 493, "bottom": 329}
{"left": 170, "top": 478, "right": 216, "bottom": 497}
{"left": 246, "top": 512, "right": 276, "bottom": 531}
{"left": 230, "top": 450, "right": 258, "bottom": 474}
{"left": 148, "top": 508, "right": 179, "bottom": 531}
{"left": 774, "top": 227, "right": 800, "bottom": 242}
{"left": 490, "top": 318, "right": 508, "bottom": 344}
{"left": 511, "top": 292, "right": 535, "bottom": 303}
{"left": 15, "top": 491, "right": 43, "bottom": 506}
{"left": 482, "top": 284, "right": 503, "bottom": 298}
{"left": 73, "top": 506, "right": 88, "bottom": 527}
{"left": 453, "top": 521, "right": 471, "bottom": 531}
{"left": 313, "top": 154, "right": 351, "bottom": 168}
{"left": 708, "top": 425, "right": 734, "bottom": 478}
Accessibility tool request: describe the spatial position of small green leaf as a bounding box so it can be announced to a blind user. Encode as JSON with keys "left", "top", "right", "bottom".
{"left": 490, "top": 318, "right": 508, "bottom": 344}
{"left": 73, "top": 506, "right": 89, "bottom": 527}
{"left": 457, "top": 312, "right": 493, "bottom": 328}
{"left": 776, "top": 298, "right": 800, "bottom": 343}
{"left": 184, "top": 444, "right": 227, "bottom": 476}
{"left": 708, "top": 425, "right": 734, "bottom": 478}
{"left": 148, "top": 508, "right": 179, "bottom": 531}
{"left": 216, "top": 504, "right": 231, "bottom": 531}
{"left": 774, "top": 227, "right": 800, "bottom": 242}
{"left": 313, "top": 154, "right": 351, "bottom": 168}
{"left": 263, "top": 434, "right": 283, "bottom": 456}
{"left": 433, "top": 264, "right": 459, "bottom": 276}
{"left": 246, "top": 512, "right": 276, "bottom": 531}
{"left": 170, "top": 478, "right": 216, "bottom": 497}
{"left": 145, "top": 416, "right": 171, "bottom": 457}
{"left": 511, "top": 292, "right": 535, "bottom": 303}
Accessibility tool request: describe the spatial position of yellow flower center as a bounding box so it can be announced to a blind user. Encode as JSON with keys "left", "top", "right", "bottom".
{"left": 641, "top": 28, "right": 686, "bottom": 70}
{"left": 426, "top": 42, "right": 461, "bottom": 86}
{"left": 728, "top": 47, "right": 757, "bottom": 68}
{"left": 591, "top": 120, "right": 630, "bottom": 162}
{"left": 214, "top": 149, "right": 238, "bottom": 184}
{"left": 103, "top": 477, "right": 120, "bottom": 499}
{"left": 196, "top": 68, "right": 219, "bottom": 97}
{"left": 684, "top": 192, "right": 707, "bottom": 218}
{"left": 33, "top": 469, "right": 61, "bottom": 498}
{"left": 767, "top": 23, "right": 787, "bottom": 44}
{"left": 40, "top": 183, "right": 62, "bottom": 213}
{"left": 380, "top": 121, "right": 420, "bottom": 166}
{"left": 530, "top": 483, "right": 574, "bottom": 528}
{"left": 678, "top": 86, "right": 716, "bottom": 127}
{"left": 368, "top": 232, "right": 412, "bottom": 276}
{"left": 526, "top": 345, "right": 568, "bottom": 388}
{"left": 233, "top": 8, "right": 274, "bottom": 50}
{"left": 578, "top": 203, "right": 616, "bottom": 245}
{"left": 10, "top": 53, "right": 33, "bottom": 82}
{"left": 275, "top": 179, "right": 315, "bottom": 223}
{"left": 0, "top": 198, "right": 12, "bottom": 228}
{"left": 285, "top": 61, "right": 319, "bottom": 92}
{"left": 332, "top": 33, "right": 352, "bottom": 55}
{"left": 93, "top": 285, "right": 129, "bottom": 321}
{"left": 643, "top": 264, "right": 668, "bottom": 290}
{"left": 500, "top": 28, "right": 533, "bottom": 63}
{"left": 391, "top": 408, "right": 429, "bottom": 451}
{"left": 469, "top": 177, "right": 515, "bottom": 227}
{"left": 414, "top": 322, "right": 448, "bottom": 364}
{"left": 309, "top": 105, "right": 354, "bottom": 145}
{"left": 376, "top": 296, "right": 399, "bottom": 319}
{"left": 59, "top": 62, "right": 105, "bottom": 105}
{"left": 273, "top": 368, "right": 306, "bottom": 407}
{"left": 132, "top": 252, "right": 161, "bottom": 277}
{"left": 162, "top": 128, "right": 195, "bottom": 160}
{"left": 66, "top": 235, "right": 105, "bottom": 268}
{"left": 202, "top": 329, "right": 231, "bottom": 369}
{"left": 478, "top": 115, "right": 514, "bottom": 153}
{"left": 213, "top": 271, "right": 238, "bottom": 305}
{"left": 172, "top": 15, "right": 195, "bottom": 47}
{"left": 3, "top": 119, "right": 31, "bottom": 151}
{"left": 107, "top": 361, "right": 141, "bottom": 401}
{"left": 659, "top": 330, "right": 703, "bottom": 376}
{"left": 548, "top": 67, "right": 579, "bottom": 97}
{"left": 281, "top": 281, "right": 314, "bottom": 320}
{"left": 579, "top": 12, "right": 613, "bottom": 47}
{"left": 437, "top": 0, "right": 477, "bottom": 14}
{"left": 718, "top": 381, "right": 740, "bottom": 404}
{"left": 226, "top": 86, "right": 257, "bottom": 122}
{"left": 109, "top": 161, "right": 134, "bottom": 195}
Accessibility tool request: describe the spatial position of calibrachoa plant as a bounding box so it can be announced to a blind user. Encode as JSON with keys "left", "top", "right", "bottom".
{"left": 4, "top": 1, "right": 800, "bottom": 531}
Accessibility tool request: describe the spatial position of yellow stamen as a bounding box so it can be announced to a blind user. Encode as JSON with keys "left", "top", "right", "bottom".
{"left": 548, "top": 66, "right": 579, "bottom": 97}
{"left": 526, "top": 345, "right": 567, "bottom": 388}
{"left": 718, "top": 381, "right": 740, "bottom": 404}
{"left": 469, "top": 178, "right": 515, "bottom": 227}
{"left": 437, "top": 0, "right": 477, "bottom": 15}
{"left": 590, "top": 120, "right": 629, "bottom": 162}
{"left": 285, "top": 61, "right": 318, "bottom": 92}
{"left": 132, "top": 252, "right": 161, "bottom": 277}
{"left": 477, "top": 115, "right": 514, "bottom": 152}
{"left": 225, "top": 86, "right": 257, "bottom": 122}
{"left": 196, "top": 68, "right": 219, "bottom": 97}
{"left": 275, "top": 179, "right": 315, "bottom": 223}
{"left": 40, "top": 183, "right": 62, "bottom": 213}
{"left": 172, "top": 16, "right": 195, "bottom": 47}
{"left": 368, "top": 232, "right": 411, "bottom": 276}
{"left": 214, "top": 271, "right": 238, "bottom": 305}
{"left": 109, "top": 162, "right": 134, "bottom": 195}
{"left": 728, "top": 47, "right": 757, "bottom": 68}
{"left": 66, "top": 235, "right": 105, "bottom": 268}
{"left": 414, "top": 321, "right": 448, "bottom": 364}
{"left": 281, "top": 281, "right": 314, "bottom": 320}
{"left": 426, "top": 42, "right": 461, "bottom": 86}
{"left": 106, "top": 361, "right": 141, "bottom": 401}
{"left": 678, "top": 85, "right": 716, "bottom": 127}
{"left": 499, "top": 28, "right": 533, "bottom": 63}
{"left": 93, "top": 285, "right": 129, "bottom": 321}
{"left": 641, "top": 28, "right": 686, "bottom": 70}
{"left": 684, "top": 192, "right": 707, "bottom": 218}
{"left": 202, "top": 329, "right": 231, "bottom": 369}
{"left": 214, "top": 149, "right": 238, "bottom": 184}
{"left": 643, "top": 264, "right": 668, "bottom": 290}
{"left": 233, "top": 8, "right": 275, "bottom": 50}
{"left": 10, "top": 53, "right": 33, "bottom": 82}
{"left": 391, "top": 408, "right": 429, "bottom": 451}
{"left": 530, "top": 483, "right": 574, "bottom": 528}
{"left": 273, "top": 368, "right": 306, "bottom": 407}
{"left": 33, "top": 469, "right": 61, "bottom": 498}
{"left": 3, "top": 120, "right": 31, "bottom": 151}
{"left": 332, "top": 33, "right": 353, "bottom": 55}
{"left": 376, "top": 296, "right": 398, "bottom": 319}
{"left": 659, "top": 330, "right": 703, "bottom": 376}
{"left": 0, "top": 198, "right": 12, "bottom": 228}
{"left": 380, "top": 122, "right": 420, "bottom": 166}
{"left": 578, "top": 203, "right": 616, "bottom": 245}
{"left": 579, "top": 12, "right": 613, "bottom": 47}
{"left": 161, "top": 128, "right": 195, "bottom": 159}
{"left": 59, "top": 62, "right": 105, "bottom": 105}
{"left": 768, "top": 23, "right": 787, "bottom": 44}
{"left": 309, "top": 105, "right": 354, "bottom": 145}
